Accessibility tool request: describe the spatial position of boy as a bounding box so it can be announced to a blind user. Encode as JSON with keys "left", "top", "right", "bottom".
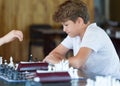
{"left": 43, "top": 0, "right": 120, "bottom": 79}
{"left": 0, "top": 30, "right": 23, "bottom": 46}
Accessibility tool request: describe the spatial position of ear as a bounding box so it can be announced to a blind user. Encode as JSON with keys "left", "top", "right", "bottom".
{"left": 77, "top": 17, "right": 83, "bottom": 24}
{"left": 76, "top": 17, "right": 84, "bottom": 27}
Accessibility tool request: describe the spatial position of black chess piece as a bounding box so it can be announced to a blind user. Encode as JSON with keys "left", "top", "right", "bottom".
{"left": 29, "top": 54, "right": 33, "bottom": 62}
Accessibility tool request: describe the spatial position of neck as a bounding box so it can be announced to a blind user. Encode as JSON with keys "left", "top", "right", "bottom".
{"left": 79, "top": 22, "right": 90, "bottom": 39}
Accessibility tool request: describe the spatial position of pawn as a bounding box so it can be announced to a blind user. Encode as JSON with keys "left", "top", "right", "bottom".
{"left": 15, "top": 63, "right": 18, "bottom": 70}
{"left": 29, "top": 54, "right": 33, "bottom": 62}
{"left": 73, "top": 69, "right": 79, "bottom": 78}
{"left": 48, "top": 64, "right": 53, "bottom": 71}
{"left": 0, "top": 56, "right": 2, "bottom": 65}
{"left": 8, "top": 56, "right": 14, "bottom": 68}
{"left": 4, "top": 59, "right": 8, "bottom": 65}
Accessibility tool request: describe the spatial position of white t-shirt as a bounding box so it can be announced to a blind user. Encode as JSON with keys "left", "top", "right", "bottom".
{"left": 61, "top": 23, "right": 120, "bottom": 79}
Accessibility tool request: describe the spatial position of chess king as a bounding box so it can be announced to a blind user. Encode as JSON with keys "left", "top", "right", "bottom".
{"left": 43, "top": 0, "right": 120, "bottom": 79}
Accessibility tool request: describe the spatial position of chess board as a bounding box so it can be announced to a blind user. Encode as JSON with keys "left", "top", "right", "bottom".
{"left": 0, "top": 63, "right": 36, "bottom": 82}
{"left": 0, "top": 75, "right": 27, "bottom": 82}
{"left": 0, "top": 57, "right": 83, "bottom": 83}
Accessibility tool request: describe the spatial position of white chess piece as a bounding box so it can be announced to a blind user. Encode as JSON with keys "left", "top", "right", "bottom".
{"left": 86, "top": 79, "right": 94, "bottom": 86}
{"left": 48, "top": 64, "right": 53, "bottom": 71}
{"left": 8, "top": 56, "right": 14, "bottom": 68}
{"left": 68, "top": 67, "right": 74, "bottom": 78}
{"left": 53, "top": 59, "right": 69, "bottom": 71}
{"left": 62, "top": 60, "right": 69, "bottom": 71}
{"left": 68, "top": 67, "right": 79, "bottom": 79}
{"left": 0, "top": 56, "right": 2, "bottom": 65}
{"left": 15, "top": 63, "right": 18, "bottom": 70}
{"left": 54, "top": 62, "right": 62, "bottom": 71}
{"left": 4, "top": 59, "right": 8, "bottom": 65}
{"left": 73, "top": 69, "right": 79, "bottom": 79}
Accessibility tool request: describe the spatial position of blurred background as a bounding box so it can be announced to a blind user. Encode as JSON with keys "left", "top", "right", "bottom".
{"left": 0, "top": 0, "right": 119, "bottom": 63}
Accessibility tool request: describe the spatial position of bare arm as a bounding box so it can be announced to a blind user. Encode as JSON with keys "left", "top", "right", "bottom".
{"left": 43, "top": 44, "right": 69, "bottom": 64}
{"left": 68, "top": 47, "right": 92, "bottom": 69}
{"left": 0, "top": 30, "right": 23, "bottom": 46}
{"left": 43, "top": 43, "right": 92, "bottom": 69}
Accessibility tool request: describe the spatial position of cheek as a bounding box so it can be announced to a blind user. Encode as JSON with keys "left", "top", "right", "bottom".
{"left": 69, "top": 25, "right": 75, "bottom": 30}
{"left": 73, "top": 27, "right": 80, "bottom": 35}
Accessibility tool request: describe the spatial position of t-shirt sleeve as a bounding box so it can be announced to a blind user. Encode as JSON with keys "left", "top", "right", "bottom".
{"left": 61, "top": 36, "right": 73, "bottom": 49}
{"left": 80, "top": 30, "right": 104, "bottom": 52}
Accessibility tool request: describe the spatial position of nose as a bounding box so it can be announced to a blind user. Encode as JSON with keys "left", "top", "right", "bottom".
{"left": 63, "top": 26, "right": 66, "bottom": 32}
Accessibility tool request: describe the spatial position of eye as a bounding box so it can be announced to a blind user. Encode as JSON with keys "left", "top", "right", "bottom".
{"left": 65, "top": 24, "right": 68, "bottom": 26}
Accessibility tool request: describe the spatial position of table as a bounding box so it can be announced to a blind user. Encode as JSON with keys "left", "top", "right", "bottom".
{"left": 0, "top": 64, "right": 87, "bottom": 86}
{"left": 0, "top": 78, "right": 86, "bottom": 86}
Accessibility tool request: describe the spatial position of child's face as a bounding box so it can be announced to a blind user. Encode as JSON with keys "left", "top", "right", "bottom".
{"left": 62, "top": 19, "right": 82, "bottom": 37}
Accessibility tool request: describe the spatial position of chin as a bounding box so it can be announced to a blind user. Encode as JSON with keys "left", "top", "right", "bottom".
{"left": 69, "top": 35, "right": 76, "bottom": 38}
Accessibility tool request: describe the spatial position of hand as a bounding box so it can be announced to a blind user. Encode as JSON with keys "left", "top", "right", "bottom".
{"left": 0, "top": 30, "right": 23, "bottom": 46}
{"left": 43, "top": 54, "right": 62, "bottom": 64}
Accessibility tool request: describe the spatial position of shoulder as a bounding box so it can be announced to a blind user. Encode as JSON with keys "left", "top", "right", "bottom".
{"left": 64, "top": 35, "right": 80, "bottom": 40}
{"left": 85, "top": 23, "right": 107, "bottom": 38}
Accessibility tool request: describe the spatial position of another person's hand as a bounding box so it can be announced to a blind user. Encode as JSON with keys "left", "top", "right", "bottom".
{"left": 0, "top": 30, "right": 23, "bottom": 46}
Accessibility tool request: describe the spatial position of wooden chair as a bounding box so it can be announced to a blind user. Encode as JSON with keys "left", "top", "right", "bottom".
{"left": 28, "top": 24, "right": 56, "bottom": 61}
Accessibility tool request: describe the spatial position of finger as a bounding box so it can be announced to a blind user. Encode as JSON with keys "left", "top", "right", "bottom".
{"left": 15, "top": 32, "right": 23, "bottom": 41}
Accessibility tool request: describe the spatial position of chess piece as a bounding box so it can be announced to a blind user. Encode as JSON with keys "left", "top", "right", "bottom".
{"left": 0, "top": 56, "right": 2, "bottom": 65}
{"left": 54, "top": 62, "right": 62, "bottom": 71}
{"left": 15, "top": 63, "right": 18, "bottom": 70}
{"left": 68, "top": 67, "right": 74, "bottom": 78}
{"left": 62, "top": 60, "right": 69, "bottom": 71}
{"left": 48, "top": 64, "right": 53, "bottom": 71}
{"left": 68, "top": 67, "right": 79, "bottom": 79}
{"left": 29, "top": 54, "right": 33, "bottom": 62}
{"left": 4, "top": 59, "right": 8, "bottom": 65}
{"left": 53, "top": 59, "right": 69, "bottom": 71}
{"left": 90, "top": 76, "right": 120, "bottom": 86}
{"left": 8, "top": 56, "right": 14, "bottom": 68}
{"left": 34, "top": 77, "right": 40, "bottom": 82}
{"left": 86, "top": 79, "right": 94, "bottom": 86}
{"left": 73, "top": 69, "right": 79, "bottom": 78}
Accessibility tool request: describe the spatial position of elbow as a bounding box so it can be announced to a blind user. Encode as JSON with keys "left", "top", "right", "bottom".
{"left": 69, "top": 58, "right": 82, "bottom": 69}
{"left": 73, "top": 63, "right": 81, "bottom": 69}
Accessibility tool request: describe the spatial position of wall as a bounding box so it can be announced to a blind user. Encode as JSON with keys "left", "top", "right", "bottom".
{"left": 0, "top": 0, "right": 94, "bottom": 62}
{"left": 110, "top": 0, "right": 120, "bottom": 22}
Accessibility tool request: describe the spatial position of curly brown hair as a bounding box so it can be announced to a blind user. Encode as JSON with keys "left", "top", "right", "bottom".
{"left": 53, "top": 0, "right": 89, "bottom": 24}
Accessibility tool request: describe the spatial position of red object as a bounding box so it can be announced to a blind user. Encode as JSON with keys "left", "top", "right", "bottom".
{"left": 17, "top": 62, "right": 48, "bottom": 72}
{"left": 36, "top": 71, "right": 71, "bottom": 82}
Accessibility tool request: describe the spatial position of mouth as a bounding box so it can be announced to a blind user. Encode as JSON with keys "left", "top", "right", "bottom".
{"left": 66, "top": 32, "right": 70, "bottom": 34}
